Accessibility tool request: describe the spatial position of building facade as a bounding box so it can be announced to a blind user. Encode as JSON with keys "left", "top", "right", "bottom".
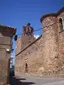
{"left": 15, "top": 7, "right": 64, "bottom": 77}
{"left": 0, "top": 25, "right": 16, "bottom": 84}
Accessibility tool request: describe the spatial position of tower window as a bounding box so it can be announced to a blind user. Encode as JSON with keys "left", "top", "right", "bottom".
{"left": 58, "top": 18, "right": 63, "bottom": 32}
{"left": 59, "top": 18, "right": 63, "bottom": 30}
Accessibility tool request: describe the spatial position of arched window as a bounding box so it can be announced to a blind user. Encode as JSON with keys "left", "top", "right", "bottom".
{"left": 58, "top": 18, "right": 63, "bottom": 32}
{"left": 25, "top": 63, "right": 28, "bottom": 72}
{"left": 59, "top": 18, "right": 63, "bottom": 30}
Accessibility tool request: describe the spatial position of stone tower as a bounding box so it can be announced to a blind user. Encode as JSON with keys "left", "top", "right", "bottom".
{"left": 40, "top": 7, "right": 64, "bottom": 73}
{"left": 22, "top": 23, "right": 34, "bottom": 36}
{"left": 16, "top": 23, "right": 35, "bottom": 55}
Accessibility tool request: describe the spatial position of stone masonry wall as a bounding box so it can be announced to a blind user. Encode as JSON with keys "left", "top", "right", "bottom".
{"left": 0, "top": 35, "right": 11, "bottom": 84}
{"left": 57, "top": 12, "right": 64, "bottom": 75}
{"left": 15, "top": 16, "right": 60, "bottom": 76}
{"left": 15, "top": 35, "right": 45, "bottom": 75}
{"left": 41, "top": 16, "right": 59, "bottom": 74}
{"left": 16, "top": 36, "right": 22, "bottom": 54}
{"left": 16, "top": 35, "right": 35, "bottom": 55}
{"left": 15, "top": 10, "right": 64, "bottom": 77}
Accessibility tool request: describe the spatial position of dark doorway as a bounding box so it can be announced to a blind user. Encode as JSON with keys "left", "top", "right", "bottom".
{"left": 25, "top": 63, "right": 28, "bottom": 72}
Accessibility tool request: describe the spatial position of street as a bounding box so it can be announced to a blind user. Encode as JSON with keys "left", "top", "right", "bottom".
{"left": 10, "top": 74, "right": 64, "bottom": 85}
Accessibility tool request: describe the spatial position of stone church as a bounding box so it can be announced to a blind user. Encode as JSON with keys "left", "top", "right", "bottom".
{"left": 15, "top": 7, "right": 64, "bottom": 77}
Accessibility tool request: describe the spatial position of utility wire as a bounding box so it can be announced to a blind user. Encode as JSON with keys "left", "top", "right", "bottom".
{"left": 12, "top": 21, "right": 58, "bottom": 56}
{"left": 13, "top": 21, "right": 58, "bottom": 38}
{"left": 17, "top": 21, "right": 58, "bottom": 36}
{"left": 16, "top": 28, "right": 42, "bottom": 36}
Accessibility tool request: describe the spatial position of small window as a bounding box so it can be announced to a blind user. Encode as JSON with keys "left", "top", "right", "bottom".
{"left": 58, "top": 18, "right": 63, "bottom": 32}
{"left": 59, "top": 18, "right": 63, "bottom": 30}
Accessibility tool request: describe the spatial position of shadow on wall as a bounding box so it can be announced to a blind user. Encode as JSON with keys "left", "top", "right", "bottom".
{"left": 10, "top": 76, "right": 35, "bottom": 85}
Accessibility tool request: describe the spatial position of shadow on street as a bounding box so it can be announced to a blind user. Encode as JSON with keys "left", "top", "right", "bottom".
{"left": 10, "top": 76, "right": 35, "bottom": 85}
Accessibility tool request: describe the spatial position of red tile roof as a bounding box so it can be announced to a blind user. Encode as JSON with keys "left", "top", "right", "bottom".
{"left": 0, "top": 25, "right": 16, "bottom": 36}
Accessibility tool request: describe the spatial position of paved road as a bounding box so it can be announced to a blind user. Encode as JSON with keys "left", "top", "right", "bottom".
{"left": 10, "top": 74, "right": 64, "bottom": 85}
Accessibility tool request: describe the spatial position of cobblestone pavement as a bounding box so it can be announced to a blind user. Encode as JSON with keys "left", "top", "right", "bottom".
{"left": 10, "top": 74, "right": 64, "bottom": 85}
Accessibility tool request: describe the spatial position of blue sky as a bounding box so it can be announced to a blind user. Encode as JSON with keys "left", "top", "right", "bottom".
{"left": 0, "top": 0, "right": 64, "bottom": 65}
{"left": 0, "top": 0, "right": 64, "bottom": 35}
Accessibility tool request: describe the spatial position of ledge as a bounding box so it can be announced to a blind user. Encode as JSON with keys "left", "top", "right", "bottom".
{"left": 0, "top": 25, "right": 16, "bottom": 36}
{"left": 59, "top": 29, "right": 64, "bottom": 33}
